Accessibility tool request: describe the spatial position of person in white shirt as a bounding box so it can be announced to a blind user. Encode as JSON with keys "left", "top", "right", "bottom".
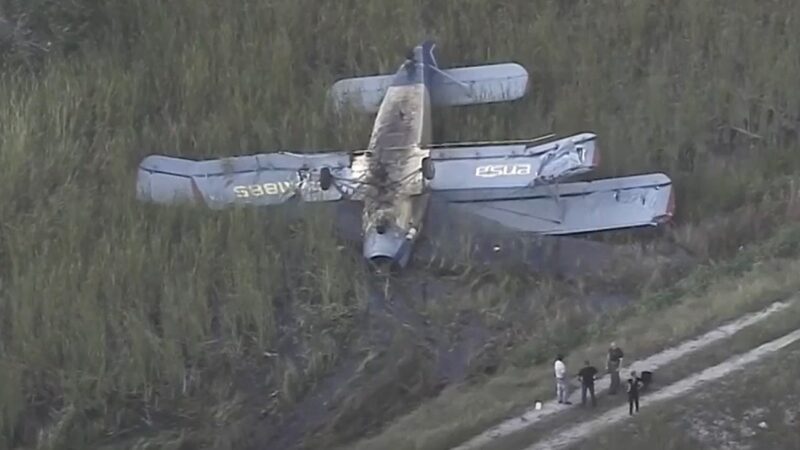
{"left": 554, "top": 354, "right": 572, "bottom": 405}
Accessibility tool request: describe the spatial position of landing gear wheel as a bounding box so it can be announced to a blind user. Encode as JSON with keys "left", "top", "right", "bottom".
{"left": 421, "top": 157, "right": 435, "bottom": 180}
{"left": 320, "top": 167, "right": 333, "bottom": 190}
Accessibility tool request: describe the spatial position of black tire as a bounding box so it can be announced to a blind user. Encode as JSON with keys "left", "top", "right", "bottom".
{"left": 421, "top": 157, "right": 435, "bottom": 180}
{"left": 320, "top": 167, "right": 333, "bottom": 190}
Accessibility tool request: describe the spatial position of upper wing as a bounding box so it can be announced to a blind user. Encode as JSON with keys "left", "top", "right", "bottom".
{"left": 425, "top": 133, "right": 599, "bottom": 191}
{"left": 434, "top": 173, "right": 675, "bottom": 235}
{"left": 136, "top": 151, "right": 362, "bottom": 208}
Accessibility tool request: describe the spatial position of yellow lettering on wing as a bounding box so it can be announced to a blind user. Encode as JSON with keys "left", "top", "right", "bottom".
{"left": 233, "top": 186, "right": 249, "bottom": 198}
{"left": 250, "top": 184, "right": 264, "bottom": 196}
{"left": 233, "top": 181, "right": 307, "bottom": 198}
{"left": 264, "top": 183, "right": 278, "bottom": 195}
{"left": 475, "top": 163, "right": 532, "bottom": 178}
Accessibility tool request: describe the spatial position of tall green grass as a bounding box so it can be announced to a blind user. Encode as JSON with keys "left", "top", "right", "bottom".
{"left": 2, "top": 0, "right": 800, "bottom": 447}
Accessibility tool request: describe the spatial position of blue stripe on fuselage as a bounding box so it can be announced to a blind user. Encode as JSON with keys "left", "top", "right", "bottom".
{"left": 390, "top": 40, "right": 437, "bottom": 88}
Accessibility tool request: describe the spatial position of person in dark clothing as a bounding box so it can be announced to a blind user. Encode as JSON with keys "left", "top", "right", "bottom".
{"left": 577, "top": 360, "right": 598, "bottom": 407}
{"left": 626, "top": 370, "right": 644, "bottom": 415}
{"left": 607, "top": 342, "right": 624, "bottom": 394}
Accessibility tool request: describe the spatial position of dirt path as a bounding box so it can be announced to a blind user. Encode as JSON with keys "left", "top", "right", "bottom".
{"left": 451, "top": 299, "right": 792, "bottom": 450}
{"left": 524, "top": 326, "right": 800, "bottom": 450}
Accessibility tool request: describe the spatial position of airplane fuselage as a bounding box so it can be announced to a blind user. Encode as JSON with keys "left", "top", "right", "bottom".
{"left": 355, "top": 42, "right": 436, "bottom": 266}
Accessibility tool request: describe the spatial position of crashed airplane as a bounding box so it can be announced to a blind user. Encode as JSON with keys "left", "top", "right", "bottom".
{"left": 136, "top": 41, "right": 674, "bottom": 269}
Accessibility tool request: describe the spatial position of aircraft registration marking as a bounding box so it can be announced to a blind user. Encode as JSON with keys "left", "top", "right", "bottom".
{"left": 475, "top": 163, "right": 532, "bottom": 178}
{"left": 233, "top": 180, "right": 321, "bottom": 198}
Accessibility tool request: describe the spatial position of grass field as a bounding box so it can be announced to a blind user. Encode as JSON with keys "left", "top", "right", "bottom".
{"left": 3, "top": 1, "right": 800, "bottom": 449}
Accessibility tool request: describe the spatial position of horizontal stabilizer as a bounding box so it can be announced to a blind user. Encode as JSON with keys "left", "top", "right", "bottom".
{"left": 437, "top": 173, "right": 674, "bottom": 235}
{"left": 430, "top": 63, "right": 529, "bottom": 107}
{"left": 329, "top": 74, "right": 395, "bottom": 114}
{"left": 137, "top": 152, "right": 353, "bottom": 208}
{"left": 328, "top": 63, "right": 529, "bottom": 113}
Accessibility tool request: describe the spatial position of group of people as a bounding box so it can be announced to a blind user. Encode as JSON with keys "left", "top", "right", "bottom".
{"left": 553, "top": 342, "right": 644, "bottom": 415}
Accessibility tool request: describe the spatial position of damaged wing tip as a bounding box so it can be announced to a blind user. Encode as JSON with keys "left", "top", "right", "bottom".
{"left": 654, "top": 186, "right": 676, "bottom": 224}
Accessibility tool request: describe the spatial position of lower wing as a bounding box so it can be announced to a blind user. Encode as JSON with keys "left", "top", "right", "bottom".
{"left": 136, "top": 151, "right": 362, "bottom": 208}
{"left": 414, "top": 173, "right": 673, "bottom": 275}
{"left": 432, "top": 173, "right": 675, "bottom": 235}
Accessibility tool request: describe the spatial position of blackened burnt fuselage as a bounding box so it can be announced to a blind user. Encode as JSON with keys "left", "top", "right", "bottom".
{"left": 357, "top": 42, "right": 436, "bottom": 267}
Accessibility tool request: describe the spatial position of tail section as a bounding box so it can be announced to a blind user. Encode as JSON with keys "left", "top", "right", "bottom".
{"left": 328, "top": 41, "right": 530, "bottom": 113}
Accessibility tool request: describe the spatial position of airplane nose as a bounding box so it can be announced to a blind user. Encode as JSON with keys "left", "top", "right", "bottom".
{"left": 364, "top": 228, "right": 403, "bottom": 259}
{"left": 363, "top": 226, "right": 410, "bottom": 267}
{"left": 369, "top": 255, "right": 395, "bottom": 274}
